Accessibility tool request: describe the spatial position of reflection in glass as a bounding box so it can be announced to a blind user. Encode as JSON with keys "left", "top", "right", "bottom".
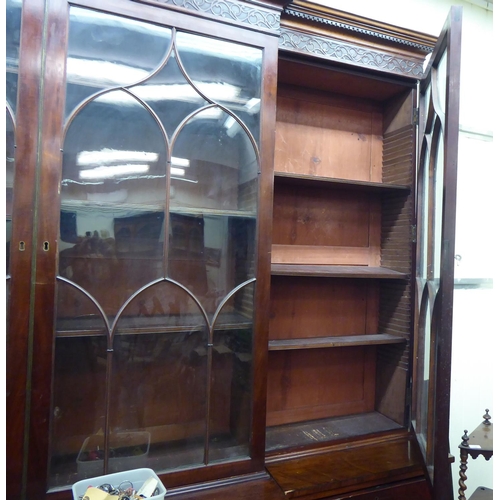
{"left": 52, "top": 6, "right": 262, "bottom": 486}
{"left": 436, "top": 49, "right": 448, "bottom": 114}
{"left": 60, "top": 90, "right": 167, "bottom": 319}
{"left": 170, "top": 107, "right": 258, "bottom": 213}
{"left": 6, "top": 0, "right": 22, "bottom": 114}
{"left": 49, "top": 281, "right": 108, "bottom": 488}
{"left": 168, "top": 213, "right": 256, "bottom": 320}
{"left": 6, "top": 110, "right": 15, "bottom": 274}
{"left": 6, "top": 0, "right": 21, "bottom": 276}
{"left": 112, "top": 281, "right": 209, "bottom": 472}
{"left": 414, "top": 63, "right": 447, "bottom": 476}
{"left": 131, "top": 51, "right": 207, "bottom": 140}
{"left": 433, "top": 130, "right": 444, "bottom": 278}
{"left": 209, "top": 282, "right": 254, "bottom": 462}
{"left": 65, "top": 7, "right": 172, "bottom": 120}
{"left": 176, "top": 31, "right": 262, "bottom": 144}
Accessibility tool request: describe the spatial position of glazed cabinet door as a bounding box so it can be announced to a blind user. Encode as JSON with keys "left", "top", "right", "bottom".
{"left": 413, "top": 6, "right": 462, "bottom": 500}
{"left": 20, "top": 0, "right": 277, "bottom": 497}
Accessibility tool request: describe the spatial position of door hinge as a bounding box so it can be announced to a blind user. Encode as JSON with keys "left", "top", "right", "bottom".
{"left": 406, "top": 376, "right": 413, "bottom": 406}
{"left": 411, "top": 224, "right": 417, "bottom": 243}
{"left": 413, "top": 107, "right": 419, "bottom": 125}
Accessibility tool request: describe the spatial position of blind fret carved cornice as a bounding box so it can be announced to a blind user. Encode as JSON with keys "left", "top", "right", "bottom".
{"left": 134, "top": 0, "right": 281, "bottom": 32}
{"left": 284, "top": 7, "right": 434, "bottom": 53}
{"left": 279, "top": 27, "right": 426, "bottom": 78}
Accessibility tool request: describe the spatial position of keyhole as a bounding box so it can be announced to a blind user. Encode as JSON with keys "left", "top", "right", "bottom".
{"left": 43, "top": 241, "right": 49, "bottom": 251}
{"left": 19, "top": 241, "right": 25, "bottom": 251}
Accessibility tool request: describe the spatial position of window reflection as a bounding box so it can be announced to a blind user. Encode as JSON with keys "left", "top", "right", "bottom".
{"left": 6, "top": 110, "right": 15, "bottom": 274}
{"left": 51, "top": 6, "right": 263, "bottom": 486}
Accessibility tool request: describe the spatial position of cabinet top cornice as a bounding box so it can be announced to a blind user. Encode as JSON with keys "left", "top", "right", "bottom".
{"left": 279, "top": 0, "right": 437, "bottom": 53}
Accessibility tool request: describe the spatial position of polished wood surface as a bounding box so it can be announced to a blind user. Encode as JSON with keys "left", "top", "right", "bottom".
{"left": 413, "top": 8, "right": 462, "bottom": 499}
{"left": 6, "top": 0, "right": 45, "bottom": 497}
{"left": 458, "top": 412, "right": 493, "bottom": 500}
{"left": 266, "top": 433, "right": 428, "bottom": 499}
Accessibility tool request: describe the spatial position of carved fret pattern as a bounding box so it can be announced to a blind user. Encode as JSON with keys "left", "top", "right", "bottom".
{"left": 141, "top": 0, "right": 280, "bottom": 31}
{"left": 280, "top": 28, "right": 425, "bottom": 78}
{"left": 285, "top": 9, "right": 433, "bottom": 52}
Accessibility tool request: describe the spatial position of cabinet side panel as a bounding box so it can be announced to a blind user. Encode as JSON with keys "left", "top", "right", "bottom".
{"left": 376, "top": 120, "right": 415, "bottom": 425}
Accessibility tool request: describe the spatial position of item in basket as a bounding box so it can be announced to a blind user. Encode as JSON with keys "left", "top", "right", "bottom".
{"left": 79, "top": 478, "right": 161, "bottom": 500}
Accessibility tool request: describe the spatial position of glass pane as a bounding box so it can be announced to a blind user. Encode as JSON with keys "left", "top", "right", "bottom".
{"left": 65, "top": 7, "right": 171, "bottom": 120}
{"left": 6, "top": 0, "right": 22, "bottom": 114}
{"left": 176, "top": 31, "right": 262, "bottom": 144}
{"left": 60, "top": 90, "right": 167, "bottom": 320}
{"left": 6, "top": 110, "right": 15, "bottom": 274}
{"left": 208, "top": 282, "right": 254, "bottom": 462}
{"left": 111, "top": 281, "right": 209, "bottom": 472}
{"left": 52, "top": 6, "right": 262, "bottom": 486}
{"left": 49, "top": 281, "right": 108, "bottom": 488}
{"left": 436, "top": 49, "right": 448, "bottom": 113}
{"left": 6, "top": 0, "right": 21, "bottom": 275}
{"left": 131, "top": 51, "right": 207, "bottom": 140}
{"left": 168, "top": 213, "right": 256, "bottom": 319}
{"left": 414, "top": 43, "right": 451, "bottom": 482}
{"left": 170, "top": 108, "right": 258, "bottom": 213}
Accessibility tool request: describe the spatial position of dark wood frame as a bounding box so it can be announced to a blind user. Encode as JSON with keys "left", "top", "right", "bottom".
{"left": 413, "top": 6, "right": 462, "bottom": 499}
{"left": 6, "top": 0, "right": 46, "bottom": 497}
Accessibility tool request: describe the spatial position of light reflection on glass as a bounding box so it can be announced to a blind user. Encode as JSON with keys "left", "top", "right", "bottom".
{"left": 51, "top": 5, "right": 262, "bottom": 486}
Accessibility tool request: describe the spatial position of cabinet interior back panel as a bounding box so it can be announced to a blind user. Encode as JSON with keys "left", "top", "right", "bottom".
{"left": 273, "top": 185, "right": 375, "bottom": 246}
{"left": 269, "top": 277, "right": 379, "bottom": 340}
{"left": 274, "top": 88, "right": 383, "bottom": 182}
{"left": 267, "top": 347, "right": 376, "bottom": 426}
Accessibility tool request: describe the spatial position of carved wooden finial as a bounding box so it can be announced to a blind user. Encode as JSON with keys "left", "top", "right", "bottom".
{"left": 461, "top": 430, "right": 469, "bottom": 447}
{"left": 482, "top": 409, "right": 491, "bottom": 426}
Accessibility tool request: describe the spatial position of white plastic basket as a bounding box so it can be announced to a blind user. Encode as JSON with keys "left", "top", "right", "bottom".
{"left": 72, "top": 468, "right": 166, "bottom": 500}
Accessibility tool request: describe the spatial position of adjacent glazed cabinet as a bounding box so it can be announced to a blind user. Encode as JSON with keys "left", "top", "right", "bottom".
{"left": 6, "top": 0, "right": 462, "bottom": 499}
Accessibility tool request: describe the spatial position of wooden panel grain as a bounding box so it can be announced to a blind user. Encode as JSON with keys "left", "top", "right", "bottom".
{"left": 312, "top": 477, "right": 431, "bottom": 499}
{"left": 271, "top": 245, "right": 371, "bottom": 265}
{"left": 270, "top": 264, "right": 407, "bottom": 279}
{"left": 269, "top": 334, "right": 406, "bottom": 350}
{"left": 6, "top": 0, "right": 46, "bottom": 496}
{"left": 269, "top": 277, "right": 377, "bottom": 340}
{"left": 266, "top": 434, "right": 426, "bottom": 499}
{"left": 170, "top": 474, "right": 286, "bottom": 500}
{"left": 266, "top": 347, "right": 376, "bottom": 426}
{"left": 272, "top": 184, "right": 377, "bottom": 249}
{"left": 274, "top": 91, "right": 383, "bottom": 181}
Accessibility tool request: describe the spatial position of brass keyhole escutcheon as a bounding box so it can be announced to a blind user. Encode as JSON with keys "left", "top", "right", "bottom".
{"left": 43, "top": 241, "right": 49, "bottom": 251}
{"left": 19, "top": 241, "right": 25, "bottom": 251}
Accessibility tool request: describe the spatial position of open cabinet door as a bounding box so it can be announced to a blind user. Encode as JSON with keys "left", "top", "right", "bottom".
{"left": 413, "top": 6, "right": 462, "bottom": 500}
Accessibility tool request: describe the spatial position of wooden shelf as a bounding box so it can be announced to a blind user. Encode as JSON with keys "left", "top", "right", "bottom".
{"left": 60, "top": 199, "right": 256, "bottom": 218}
{"left": 266, "top": 429, "right": 425, "bottom": 498}
{"left": 271, "top": 263, "right": 408, "bottom": 279}
{"left": 274, "top": 171, "right": 411, "bottom": 194}
{"left": 265, "top": 412, "right": 404, "bottom": 453}
{"left": 56, "top": 311, "right": 253, "bottom": 337}
{"left": 269, "top": 334, "right": 406, "bottom": 351}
